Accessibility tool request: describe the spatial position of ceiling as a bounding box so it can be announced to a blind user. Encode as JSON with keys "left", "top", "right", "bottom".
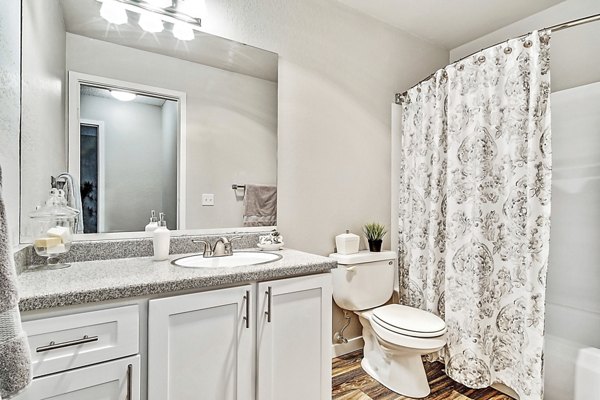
{"left": 335, "top": 0, "right": 564, "bottom": 49}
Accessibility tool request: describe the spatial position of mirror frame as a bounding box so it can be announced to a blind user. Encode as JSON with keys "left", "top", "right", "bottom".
{"left": 68, "top": 71, "right": 187, "bottom": 231}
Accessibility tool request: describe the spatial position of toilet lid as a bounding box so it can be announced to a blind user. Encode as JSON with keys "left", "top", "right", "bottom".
{"left": 372, "top": 304, "right": 446, "bottom": 338}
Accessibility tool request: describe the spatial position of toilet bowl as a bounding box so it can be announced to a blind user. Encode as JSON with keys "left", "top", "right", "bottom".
{"left": 330, "top": 251, "right": 447, "bottom": 399}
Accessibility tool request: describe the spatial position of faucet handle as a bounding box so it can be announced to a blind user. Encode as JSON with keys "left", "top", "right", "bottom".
{"left": 192, "top": 240, "right": 212, "bottom": 257}
{"left": 228, "top": 236, "right": 242, "bottom": 244}
{"left": 218, "top": 236, "right": 242, "bottom": 256}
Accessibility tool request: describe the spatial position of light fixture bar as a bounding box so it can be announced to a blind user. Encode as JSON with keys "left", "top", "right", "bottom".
{"left": 97, "top": 0, "right": 201, "bottom": 29}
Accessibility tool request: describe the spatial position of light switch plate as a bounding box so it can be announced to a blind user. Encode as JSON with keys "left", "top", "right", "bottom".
{"left": 202, "top": 194, "right": 215, "bottom": 206}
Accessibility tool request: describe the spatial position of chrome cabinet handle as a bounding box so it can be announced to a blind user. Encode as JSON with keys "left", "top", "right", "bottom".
{"left": 265, "top": 286, "right": 272, "bottom": 323}
{"left": 127, "top": 363, "right": 133, "bottom": 400}
{"left": 36, "top": 335, "right": 98, "bottom": 352}
{"left": 244, "top": 290, "right": 250, "bottom": 329}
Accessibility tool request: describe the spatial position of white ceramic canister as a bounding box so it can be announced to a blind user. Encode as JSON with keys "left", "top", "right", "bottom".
{"left": 335, "top": 230, "right": 360, "bottom": 255}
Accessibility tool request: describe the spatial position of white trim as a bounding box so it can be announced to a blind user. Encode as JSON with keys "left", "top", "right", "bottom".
{"left": 79, "top": 119, "right": 105, "bottom": 233}
{"left": 332, "top": 336, "right": 365, "bottom": 358}
{"left": 68, "top": 71, "right": 187, "bottom": 232}
{"left": 177, "top": 93, "right": 187, "bottom": 229}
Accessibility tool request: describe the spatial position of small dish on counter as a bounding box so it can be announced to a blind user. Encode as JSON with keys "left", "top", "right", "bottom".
{"left": 257, "top": 242, "right": 284, "bottom": 251}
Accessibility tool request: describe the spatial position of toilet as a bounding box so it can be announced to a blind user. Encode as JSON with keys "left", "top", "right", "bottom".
{"left": 330, "top": 251, "right": 447, "bottom": 399}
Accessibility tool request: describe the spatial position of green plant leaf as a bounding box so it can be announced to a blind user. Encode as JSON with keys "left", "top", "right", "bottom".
{"left": 363, "top": 222, "right": 387, "bottom": 240}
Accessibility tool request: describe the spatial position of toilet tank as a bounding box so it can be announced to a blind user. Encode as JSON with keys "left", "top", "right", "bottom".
{"left": 329, "top": 251, "right": 396, "bottom": 311}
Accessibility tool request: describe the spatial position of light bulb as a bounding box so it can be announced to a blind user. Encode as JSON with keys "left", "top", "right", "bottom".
{"left": 110, "top": 90, "right": 136, "bottom": 101}
{"left": 173, "top": 22, "right": 194, "bottom": 41}
{"left": 100, "top": 0, "right": 128, "bottom": 25}
{"left": 178, "top": 0, "right": 206, "bottom": 18}
{"left": 138, "top": 12, "right": 164, "bottom": 33}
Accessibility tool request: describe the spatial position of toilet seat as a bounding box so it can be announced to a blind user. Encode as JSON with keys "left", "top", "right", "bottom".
{"left": 372, "top": 304, "right": 446, "bottom": 338}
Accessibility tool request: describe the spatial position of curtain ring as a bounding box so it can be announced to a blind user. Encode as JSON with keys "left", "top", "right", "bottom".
{"left": 504, "top": 47, "right": 512, "bottom": 54}
{"left": 457, "top": 64, "right": 464, "bottom": 71}
{"left": 523, "top": 40, "right": 533, "bottom": 48}
{"left": 477, "top": 55, "right": 486, "bottom": 63}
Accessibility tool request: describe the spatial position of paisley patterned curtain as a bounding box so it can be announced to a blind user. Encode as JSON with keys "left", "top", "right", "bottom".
{"left": 398, "top": 31, "right": 551, "bottom": 400}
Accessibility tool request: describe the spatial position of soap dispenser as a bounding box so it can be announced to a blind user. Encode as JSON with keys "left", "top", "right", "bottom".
{"left": 145, "top": 210, "right": 159, "bottom": 232}
{"left": 153, "top": 213, "right": 170, "bottom": 261}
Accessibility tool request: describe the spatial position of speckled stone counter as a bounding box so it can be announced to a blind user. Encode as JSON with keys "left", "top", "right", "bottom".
{"left": 17, "top": 249, "right": 337, "bottom": 312}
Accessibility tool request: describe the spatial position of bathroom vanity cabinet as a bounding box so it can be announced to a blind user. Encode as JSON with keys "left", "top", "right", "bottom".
{"left": 148, "top": 273, "right": 332, "bottom": 400}
{"left": 15, "top": 273, "right": 331, "bottom": 400}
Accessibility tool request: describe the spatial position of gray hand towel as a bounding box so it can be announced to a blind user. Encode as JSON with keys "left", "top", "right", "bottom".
{"left": 242, "top": 184, "right": 277, "bottom": 227}
{"left": 0, "top": 166, "right": 32, "bottom": 398}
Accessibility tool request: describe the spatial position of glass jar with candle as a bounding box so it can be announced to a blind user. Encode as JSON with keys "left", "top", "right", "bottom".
{"left": 29, "top": 188, "right": 79, "bottom": 269}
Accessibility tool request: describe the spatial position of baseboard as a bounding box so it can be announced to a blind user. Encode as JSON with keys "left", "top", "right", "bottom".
{"left": 492, "top": 383, "right": 519, "bottom": 399}
{"left": 332, "top": 336, "right": 364, "bottom": 358}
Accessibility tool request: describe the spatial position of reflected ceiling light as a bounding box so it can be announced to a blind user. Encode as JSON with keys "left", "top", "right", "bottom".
{"left": 110, "top": 90, "right": 137, "bottom": 101}
{"left": 139, "top": 12, "right": 164, "bottom": 32}
{"left": 178, "top": 0, "right": 206, "bottom": 18}
{"left": 100, "top": 0, "right": 128, "bottom": 25}
{"left": 173, "top": 22, "right": 194, "bottom": 41}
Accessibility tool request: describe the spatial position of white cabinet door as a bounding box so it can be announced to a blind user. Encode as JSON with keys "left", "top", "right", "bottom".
{"left": 13, "top": 355, "right": 140, "bottom": 400}
{"left": 148, "top": 285, "right": 254, "bottom": 400}
{"left": 257, "top": 273, "right": 332, "bottom": 400}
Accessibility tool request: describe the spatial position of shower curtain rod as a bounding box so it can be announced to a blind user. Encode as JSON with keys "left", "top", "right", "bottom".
{"left": 394, "top": 12, "right": 600, "bottom": 103}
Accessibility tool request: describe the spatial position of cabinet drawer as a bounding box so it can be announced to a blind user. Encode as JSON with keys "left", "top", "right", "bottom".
{"left": 13, "top": 354, "right": 140, "bottom": 400}
{"left": 23, "top": 305, "right": 139, "bottom": 377}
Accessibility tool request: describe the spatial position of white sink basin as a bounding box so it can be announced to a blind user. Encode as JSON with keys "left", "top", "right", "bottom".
{"left": 172, "top": 251, "right": 282, "bottom": 268}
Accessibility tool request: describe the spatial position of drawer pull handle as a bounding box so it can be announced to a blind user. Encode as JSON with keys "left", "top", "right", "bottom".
{"left": 127, "top": 363, "right": 133, "bottom": 400}
{"left": 265, "top": 286, "right": 272, "bottom": 323}
{"left": 243, "top": 290, "right": 250, "bottom": 329}
{"left": 36, "top": 335, "right": 99, "bottom": 352}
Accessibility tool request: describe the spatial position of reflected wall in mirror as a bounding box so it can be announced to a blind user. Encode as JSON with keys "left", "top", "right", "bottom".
{"left": 72, "top": 77, "right": 182, "bottom": 233}
{"left": 20, "top": 0, "right": 278, "bottom": 239}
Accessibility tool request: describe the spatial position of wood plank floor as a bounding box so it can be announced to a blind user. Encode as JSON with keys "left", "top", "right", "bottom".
{"left": 332, "top": 350, "right": 512, "bottom": 400}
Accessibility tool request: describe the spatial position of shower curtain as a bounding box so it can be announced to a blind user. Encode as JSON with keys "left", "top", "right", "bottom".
{"left": 398, "top": 31, "right": 551, "bottom": 400}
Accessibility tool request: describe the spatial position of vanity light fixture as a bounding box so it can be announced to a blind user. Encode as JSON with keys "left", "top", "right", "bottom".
{"left": 110, "top": 90, "right": 137, "bottom": 101}
{"left": 138, "top": 11, "right": 164, "bottom": 32}
{"left": 172, "top": 21, "right": 194, "bottom": 41}
{"left": 97, "top": 0, "right": 203, "bottom": 38}
{"left": 100, "top": 0, "right": 128, "bottom": 25}
{"left": 145, "top": 0, "right": 173, "bottom": 7}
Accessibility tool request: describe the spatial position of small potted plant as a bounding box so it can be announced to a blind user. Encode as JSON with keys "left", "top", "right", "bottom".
{"left": 363, "top": 222, "right": 387, "bottom": 252}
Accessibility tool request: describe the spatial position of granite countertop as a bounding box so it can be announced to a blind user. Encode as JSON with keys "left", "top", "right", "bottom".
{"left": 17, "top": 249, "right": 337, "bottom": 312}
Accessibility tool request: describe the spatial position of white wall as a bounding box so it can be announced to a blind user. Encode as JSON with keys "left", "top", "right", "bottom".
{"left": 80, "top": 95, "right": 171, "bottom": 232}
{"left": 0, "top": 1, "right": 21, "bottom": 246}
{"left": 199, "top": 0, "right": 448, "bottom": 255}
{"left": 66, "top": 33, "right": 278, "bottom": 230}
{"left": 450, "top": 0, "right": 600, "bottom": 91}
{"left": 544, "top": 83, "right": 600, "bottom": 400}
{"left": 20, "top": 0, "right": 67, "bottom": 240}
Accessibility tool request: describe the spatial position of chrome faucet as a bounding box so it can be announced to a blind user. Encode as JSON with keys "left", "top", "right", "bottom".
{"left": 192, "top": 236, "right": 242, "bottom": 258}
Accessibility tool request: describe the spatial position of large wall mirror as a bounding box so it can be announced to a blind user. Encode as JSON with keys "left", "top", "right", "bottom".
{"left": 20, "top": 0, "right": 278, "bottom": 240}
